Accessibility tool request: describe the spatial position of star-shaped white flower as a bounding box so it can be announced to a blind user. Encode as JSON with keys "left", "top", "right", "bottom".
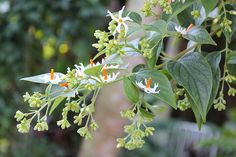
{"left": 42, "top": 69, "right": 64, "bottom": 84}
{"left": 175, "top": 24, "right": 193, "bottom": 35}
{"left": 107, "top": 6, "right": 133, "bottom": 36}
{"left": 136, "top": 77, "right": 160, "bottom": 94}
{"left": 75, "top": 63, "right": 86, "bottom": 77}
{"left": 91, "top": 66, "right": 120, "bottom": 83}
{"left": 92, "top": 72, "right": 120, "bottom": 83}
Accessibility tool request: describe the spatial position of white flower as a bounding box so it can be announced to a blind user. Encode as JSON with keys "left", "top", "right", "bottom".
{"left": 91, "top": 66, "right": 120, "bottom": 84}
{"left": 136, "top": 77, "right": 160, "bottom": 94}
{"left": 42, "top": 69, "right": 64, "bottom": 84}
{"left": 175, "top": 24, "right": 193, "bottom": 35}
{"left": 107, "top": 6, "right": 133, "bottom": 36}
{"left": 175, "top": 26, "right": 187, "bottom": 35}
{"left": 75, "top": 63, "right": 85, "bottom": 77}
{"left": 92, "top": 72, "right": 120, "bottom": 83}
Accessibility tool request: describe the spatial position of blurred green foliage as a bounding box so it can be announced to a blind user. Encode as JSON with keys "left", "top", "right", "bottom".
{"left": 198, "top": 107, "right": 236, "bottom": 157}
{"left": 0, "top": 0, "right": 108, "bottom": 156}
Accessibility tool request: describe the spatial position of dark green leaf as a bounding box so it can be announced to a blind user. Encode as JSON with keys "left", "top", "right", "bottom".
{"left": 201, "top": 0, "right": 219, "bottom": 15}
{"left": 49, "top": 96, "right": 65, "bottom": 115}
{"left": 136, "top": 69, "right": 177, "bottom": 109}
{"left": 123, "top": 77, "right": 140, "bottom": 103}
{"left": 139, "top": 108, "right": 155, "bottom": 119}
{"left": 167, "top": 52, "right": 213, "bottom": 121}
{"left": 128, "top": 11, "right": 142, "bottom": 24}
{"left": 132, "top": 64, "right": 146, "bottom": 73}
{"left": 206, "top": 52, "right": 221, "bottom": 111}
{"left": 184, "top": 26, "right": 216, "bottom": 45}
{"left": 186, "top": 93, "right": 203, "bottom": 129}
{"left": 148, "top": 39, "right": 163, "bottom": 68}
{"left": 227, "top": 51, "right": 236, "bottom": 64}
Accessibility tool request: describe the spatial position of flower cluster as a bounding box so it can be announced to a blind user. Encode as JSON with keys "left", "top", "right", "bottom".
{"left": 191, "top": 10, "right": 200, "bottom": 19}
{"left": 117, "top": 105, "right": 155, "bottom": 150}
{"left": 141, "top": 0, "right": 158, "bottom": 16}
{"left": 177, "top": 94, "right": 191, "bottom": 111}
{"left": 139, "top": 38, "right": 153, "bottom": 59}
{"left": 214, "top": 92, "right": 226, "bottom": 111}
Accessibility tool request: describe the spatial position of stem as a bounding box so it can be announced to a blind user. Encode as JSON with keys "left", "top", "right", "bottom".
{"left": 155, "top": 44, "right": 198, "bottom": 69}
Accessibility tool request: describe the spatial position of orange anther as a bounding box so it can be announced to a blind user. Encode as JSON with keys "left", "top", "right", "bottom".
{"left": 186, "top": 24, "right": 193, "bottom": 32}
{"left": 146, "top": 77, "right": 152, "bottom": 88}
{"left": 50, "top": 69, "right": 54, "bottom": 80}
{"left": 59, "top": 82, "right": 68, "bottom": 87}
{"left": 90, "top": 59, "right": 94, "bottom": 66}
{"left": 102, "top": 68, "right": 108, "bottom": 80}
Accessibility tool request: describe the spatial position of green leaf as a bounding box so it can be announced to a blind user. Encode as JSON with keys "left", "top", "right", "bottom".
{"left": 49, "top": 96, "right": 65, "bottom": 115}
{"left": 177, "top": 5, "right": 195, "bottom": 27}
{"left": 145, "top": 103, "right": 168, "bottom": 115}
{"left": 227, "top": 51, "right": 236, "bottom": 64}
{"left": 21, "top": 73, "right": 65, "bottom": 84}
{"left": 206, "top": 52, "right": 221, "bottom": 111}
{"left": 132, "top": 64, "right": 146, "bottom": 73}
{"left": 139, "top": 108, "right": 155, "bottom": 119}
{"left": 148, "top": 38, "right": 163, "bottom": 68}
{"left": 128, "top": 11, "right": 142, "bottom": 25}
{"left": 201, "top": 0, "right": 219, "bottom": 15}
{"left": 186, "top": 93, "right": 203, "bottom": 129}
{"left": 184, "top": 26, "right": 216, "bottom": 45}
{"left": 162, "top": 0, "right": 197, "bottom": 21}
{"left": 167, "top": 52, "right": 213, "bottom": 121}
{"left": 144, "top": 20, "right": 167, "bottom": 36}
{"left": 123, "top": 77, "right": 140, "bottom": 103}
{"left": 45, "top": 84, "right": 52, "bottom": 97}
{"left": 136, "top": 69, "right": 177, "bottom": 109}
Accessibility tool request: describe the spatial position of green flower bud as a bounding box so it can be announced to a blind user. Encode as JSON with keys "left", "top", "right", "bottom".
{"left": 120, "top": 109, "right": 135, "bottom": 120}
{"left": 17, "top": 118, "right": 31, "bottom": 133}
{"left": 228, "top": 88, "right": 236, "bottom": 96}
{"left": 90, "top": 120, "right": 99, "bottom": 131}
{"left": 73, "top": 115, "right": 83, "bottom": 125}
{"left": 77, "top": 126, "right": 92, "bottom": 140}
{"left": 14, "top": 110, "right": 25, "bottom": 122}
{"left": 23, "top": 92, "right": 31, "bottom": 102}
{"left": 213, "top": 93, "right": 226, "bottom": 111}
{"left": 57, "top": 119, "right": 71, "bottom": 129}
{"left": 225, "top": 73, "right": 236, "bottom": 83}
{"left": 34, "top": 120, "right": 48, "bottom": 131}
{"left": 229, "top": 10, "right": 236, "bottom": 15}
{"left": 145, "top": 127, "right": 155, "bottom": 136}
{"left": 117, "top": 138, "right": 126, "bottom": 148}
{"left": 191, "top": 10, "right": 200, "bottom": 19}
{"left": 66, "top": 101, "right": 80, "bottom": 113}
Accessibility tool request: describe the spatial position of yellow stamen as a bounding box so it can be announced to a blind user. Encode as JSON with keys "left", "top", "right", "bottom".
{"left": 118, "top": 19, "right": 123, "bottom": 23}
{"left": 90, "top": 59, "right": 94, "bottom": 66}
{"left": 186, "top": 24, "right": 193, "bottom": 32}
{"left": 103, "top": 68, "right": 108, "bottom": 80}
{"left": 59, "top": 82, "right": 68, "bottom": 87}
{"left": 50, "top": 69, "right": 54, "bottom": 80}
{"left": 146, "top": 77, "right": 152, "bottom": 88}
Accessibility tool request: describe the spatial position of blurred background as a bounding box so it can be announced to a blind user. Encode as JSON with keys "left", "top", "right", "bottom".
{"left": 0, "top": 0, "right": 235, "bottom": 157}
